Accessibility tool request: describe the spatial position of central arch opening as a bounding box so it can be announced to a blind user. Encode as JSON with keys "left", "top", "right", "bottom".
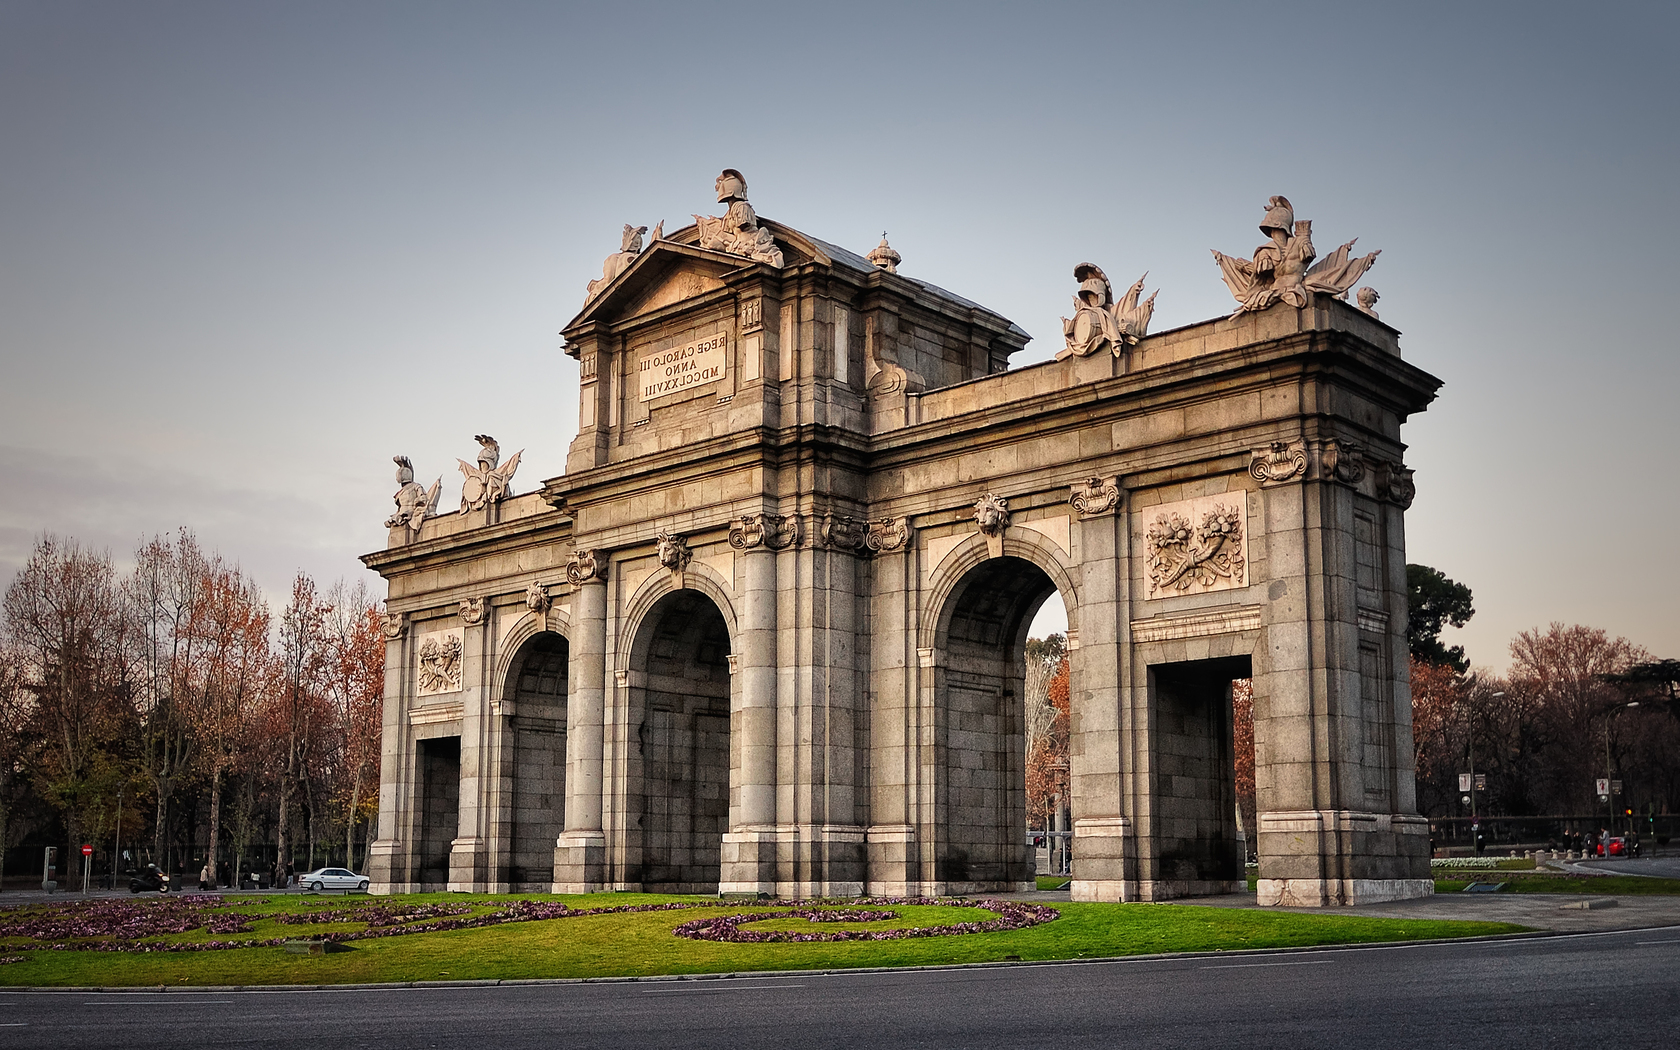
{"left": 935, "top": 555, "right": 1064, "bottom": 893}
{"left": 503, "top": 631, "right": 568, "bottom": 891}
{"left": 632, "top": 589, "right": 731, "bottom": 893}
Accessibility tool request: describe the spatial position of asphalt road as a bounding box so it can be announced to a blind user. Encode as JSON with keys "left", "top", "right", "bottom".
{"left": 3, "top": 928, "right": 1677, "bottom": 1050}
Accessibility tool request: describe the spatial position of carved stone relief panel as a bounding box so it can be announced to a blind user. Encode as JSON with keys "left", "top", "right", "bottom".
{"left": 1142, "top": 492, "right": 1250, "bottom": 599}
{"left": 416, "top": 628, "right": 465, "bottom": 696}
{"left": 458, "top": 597, "right": 486, "bottom": 625}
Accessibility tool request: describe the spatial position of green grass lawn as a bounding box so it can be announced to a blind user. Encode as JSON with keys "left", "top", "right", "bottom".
{"left": 0, "top": 892, "right": 1524, "bottom": 987}
{"left": 1433, "top": 873, "right": 1680, "bottom": 895}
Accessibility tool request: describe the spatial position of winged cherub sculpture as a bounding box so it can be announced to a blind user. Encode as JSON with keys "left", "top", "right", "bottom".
{"left": 458, "top": 435, "right": 523, "bottom": 513}
{"left": 386, "top": 456, "right": 441, "bottom": 532}
{"left": 1060, "top": 263, "right": 1157, "bottom": 357}
{"left": 1211, "top": 196, "right": 1380, "bottom": 319}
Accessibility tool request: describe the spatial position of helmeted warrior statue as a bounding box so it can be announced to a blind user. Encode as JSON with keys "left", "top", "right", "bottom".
{"left": 458, "top": 434, "right": 522, "bottom": 513}
{"left": 1212, "top": 195, "right": 1380, "bottom": 318}
{"left": 694, "top": 169, "right": 784, "bottom": 267}
{"left": 385, "top": 456, "right": 441, "bottom": 533}
{"left": 1061, "top": 263, "right": 1156, "bottom": 357}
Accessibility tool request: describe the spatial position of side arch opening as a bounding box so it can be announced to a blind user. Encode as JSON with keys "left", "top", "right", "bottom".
{"left": 503, "top": 631, "right": 569, "bottom": 890}
{"left": 934, "top": 555, "right": 1064, "bottom": 893}
{"left": 628, "top": 589, "right": 732, "bottom": 892}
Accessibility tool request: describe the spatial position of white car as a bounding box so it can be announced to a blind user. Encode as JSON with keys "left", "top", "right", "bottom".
{"left": 298, "top": 867, "right": 369, "bottom": 892}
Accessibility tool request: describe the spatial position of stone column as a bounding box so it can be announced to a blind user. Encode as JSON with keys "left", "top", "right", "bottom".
{"left": 449, "top": 599, "right": 491, "bottom": 892}
{"left": 864, "top": 518, "right": 917, "bottom": 895}
{"left": 367, "top": 616, "right": 409, "bottom": 893}
{"left": 555, "top": 566, "right": 608, "bottom": 892}
{"left": 1067, "top": 479, "right": 1136, "bottom": 902}
{"left": 720, "top": 543, "right": 778, "bottom": 894}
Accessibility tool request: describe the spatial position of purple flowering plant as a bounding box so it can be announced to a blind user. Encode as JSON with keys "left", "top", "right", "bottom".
{"left": 0, "top": 894, "right": 1056, "bottom": 956}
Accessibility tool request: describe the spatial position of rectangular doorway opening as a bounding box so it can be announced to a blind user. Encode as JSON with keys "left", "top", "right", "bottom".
{"left": 416, "top": 736, "right": 460, "bottom": 889}
{"left": 1148, "top": 655, "right": 1252, "bottom": 895}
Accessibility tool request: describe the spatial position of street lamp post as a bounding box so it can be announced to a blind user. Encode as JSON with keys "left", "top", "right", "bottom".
{"left": 1464, "top": 691, "right": 1504, "bottom": 853}
{"left": 1601, "top": 700, "right": 1639, "bottom": 842}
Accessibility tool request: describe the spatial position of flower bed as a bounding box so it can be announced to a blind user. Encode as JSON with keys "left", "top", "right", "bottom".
{"left": 0, "top": 895, "right": 1053, "bottom": 955}
{"left": 674, "top": 898, "right": 1058, "bottom": 943}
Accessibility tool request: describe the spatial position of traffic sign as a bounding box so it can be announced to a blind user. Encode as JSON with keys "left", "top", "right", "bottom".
{"left": 1596, "top": 778, "right": 1610, "bottom": 796}
{"left": 1459, "top": 774, "right": 1472, "bottom": 792}
{"left": 80, "top": 844, "right": 92, "bottom": 856}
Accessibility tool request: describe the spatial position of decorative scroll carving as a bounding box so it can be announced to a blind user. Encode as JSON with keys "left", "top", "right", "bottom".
{"left": 1318, "top": 439, "right": 1365, "bottom": 484}
{"left": 379, "top": 612, "right": 407, "bottom": 640}
{"left": 656, "top": 530, "right": 692, "bottom": 572}
{"left": 864, "top": 517, "right": 910, "bottom": 553}
{"left": 693, "top": 169, "right": 784, "bottom": 267}
{"left": 729, "top": 514, "right": 800, "bottom": 551}
{"left": 822, "top": 514, "right": 869, "bottom": 551}
{"left": 525, "top": 581, "right": 550, "bottom": 615}
{"left": 1212, "top": 196, "right": 1380, "bottom": 318}
{"left": 1377, "top": 462, "right": 1416, "bottom": 509}
{"left": 565, "top": 548, "right": 607, "bottom": 585}
{"left": 416, "top": 633, "right": 464, "bottom": 695}
{"left": 867, "top": 233, "right": 901, "bottom": 274}
{"left": 1356, "top": 287, "right": 1380, "bottom": 318}
{"left": 458, "top": 597, "right": 486, "bottom": 625}
{"left": 1146, "top": 503, "right": 1247, "bottom": 597}
{"left": 1070, "top": 476, "right": 1121, "bottom": 517}
{"left": 1060, "top": 264, "right": 1156, "bottom": 357}
{"left": 973, "top": 493, "right": 1011, "bottom": 537}
{"left": 385, "top": 456, "right": 441, "bottom": 532}
{"left": 458, "top": 435, "right": 522, "bottom": 513}
{"left": 584, "top": 223, "right": 651, "bottom": 303}
{"left": 1249, "top": 441, "right": 1308, "bottom": 484}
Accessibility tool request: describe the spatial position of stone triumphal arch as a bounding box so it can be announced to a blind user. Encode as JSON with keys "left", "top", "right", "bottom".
{"left": 365, "top": 175, "right": 1438, "bottom": 905}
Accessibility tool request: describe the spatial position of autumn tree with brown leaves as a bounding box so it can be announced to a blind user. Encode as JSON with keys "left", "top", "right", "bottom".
{"left": 1, "top": 537, "right": 137, "bottom": 883}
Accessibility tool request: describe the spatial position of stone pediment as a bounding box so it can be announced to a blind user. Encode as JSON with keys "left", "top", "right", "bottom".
{"left": 563, "top": 219, "right": 844, "bottom": 333}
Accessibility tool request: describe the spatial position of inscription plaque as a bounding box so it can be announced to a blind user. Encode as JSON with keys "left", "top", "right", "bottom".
{"left": 639, "top": 334, "right": 727, "bottom": 402}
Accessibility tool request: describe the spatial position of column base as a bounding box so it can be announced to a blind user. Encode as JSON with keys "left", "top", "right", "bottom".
{"left": 865, "top": 825, "right": 916, "bottom": 896}
{"left": 720, "top": 829, "right": 778, "bottom": 895}
{"left": 367, "top": 838, "right": 404, "bottom": 895}
{"left": 552, "top": 831, "right": 607, "bottom": 894}
{"left": 1256, "top": 810, "right": 1433, "bottom": 907}
{"left": 447, "top": 836, "right": 488, "bottom": 893}
{"left": 1070, "top": 816, "right": 1136, "bottom": 902}
{"left": 1257, "top": 877, "right": 1434, "bottom": 907}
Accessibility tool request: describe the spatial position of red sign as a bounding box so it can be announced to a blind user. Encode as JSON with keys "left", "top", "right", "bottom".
{"left": 81, "top": 844, "right": 92, "bottom": 856}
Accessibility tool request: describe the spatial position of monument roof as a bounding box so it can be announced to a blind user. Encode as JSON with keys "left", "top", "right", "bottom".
{"left": 565, "top": 215, "right": 1027, "bottom": 343}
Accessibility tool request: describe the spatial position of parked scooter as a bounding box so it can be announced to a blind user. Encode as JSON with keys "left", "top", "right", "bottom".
{"left": 127, "top": 864, "right": 171, "bottom": 893}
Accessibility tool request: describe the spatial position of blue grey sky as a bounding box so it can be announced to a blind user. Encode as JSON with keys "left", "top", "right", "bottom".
{"left": 2, "top": 1, "right": 1675, "bottom": 670}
